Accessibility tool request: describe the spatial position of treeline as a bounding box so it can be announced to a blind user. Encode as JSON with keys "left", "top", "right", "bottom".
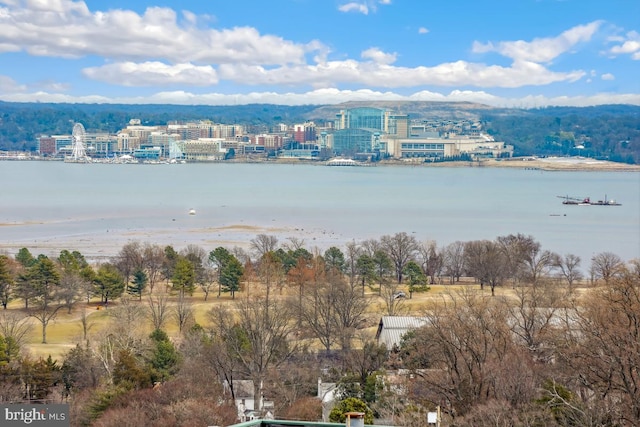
{"left": 0, "top": 233, "right": 638, "bottom": 426}
{"left": 482, "top": 106, "right": 640, "bottom": 163}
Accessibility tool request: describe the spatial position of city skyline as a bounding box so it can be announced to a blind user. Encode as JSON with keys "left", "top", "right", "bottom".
{"left": 0, "top": 0, "right": 638, "bottom": 107}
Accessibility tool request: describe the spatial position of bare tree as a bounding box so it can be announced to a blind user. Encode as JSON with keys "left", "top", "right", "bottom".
{"left": 147, "top": 292, "right": 170, "bottom": 331}
{"left": 590, "top": 251, "right": 624, "bottom": 284}
{"left": 142, "top": 243, "right": 166, "bottom": 294}
{"left": 344, "top": 241, "right": 362, "bottom": 286}
{"left": 464, "top": 240, "right": 508, "bottom": 295}
{"left": 409, "top": 289, "right": 515, "bottom": 418}
{"left": 96, "top": 296, "right": 147, "bottom": 381}
{"left": 58, "top": 271, "right": 85, "bottom": 313}
{"left": 554, "top": 253, "right": 583, "bottom": 288}
{"left": 379, "top": 279, "right": 405, "bottom": 316}
{"left": 521, "top": 248, "right": 558, "bottom": 285}
{"left": 418, "top": 240, "right": 442, "bottom": 284}
{"left": 78, "top": 305, "right": 96, "bottom": 343}
{"left": 257, "top": 251, "right": 285, "bottom": 304}
{"left": 250, "top": 234, "right": 279, "bottom": 258}
{"left": 557, "top": 271, "right": 640, "bottom": 424}
{"left": 208, "top": 297, "right": 297, "bottom": 411}
{"left": 496, "top": 234, "right": 541, "bottom": 285}
{"left": 0, "top": 310, "right": 32, "bottom": 348}
{"left": 331, "top": 279, "right": 370, "bottom": 351}
{"left": 113, "top": 241, "right": 144, "bottom": 285}
{"left": 381, "top": 232, "right": 419, "bottom": 284}
{"left": 283, "top": 236, "right": 306, "bottom": 251}
{"left": 507, "top": 279, "right": 568, "bottom": 358}
{"left": 200, "top": 265, "right": 217, "bottom": 301}
{"left": 359, "top": 238, "right": 382, "bottom": 257}
{"left": 174, "top": 292, "right": 194, "bottom": 333}
{"left": 443, "top": 241, "right": 466, "bottom": 284}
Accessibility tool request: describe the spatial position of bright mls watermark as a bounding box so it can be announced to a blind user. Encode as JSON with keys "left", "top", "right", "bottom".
{"left": 1, "top": 404, "right": 69, "bottom": 426}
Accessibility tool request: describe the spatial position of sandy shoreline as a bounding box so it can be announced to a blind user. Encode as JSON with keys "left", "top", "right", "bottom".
{"left": 0, "top": 223, "right": 350, "bottom": 262}
{"left": 379, "top": 157, "right": 640, "bottom": 172}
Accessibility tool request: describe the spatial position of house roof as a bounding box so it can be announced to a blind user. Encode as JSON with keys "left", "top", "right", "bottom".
{"left": 375, "top": 316, "right": 429, "bottom": 349}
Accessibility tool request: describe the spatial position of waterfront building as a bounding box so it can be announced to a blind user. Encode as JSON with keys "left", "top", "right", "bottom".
{"left": 252, "top": 134, "right": 284, "bottom": 150}
{"left": 292, "top": 121, "right": 317, "bottom": 143}
{"left": 148, "top": 132, "right": 181, "bottom": 157}
{"left": 332, "top": 128, "right": 379, "bottom": 157}
{"left": 332, "top": 108, "right": 409, "bottom": 157}
{"left": 37, "top": 136, "right": 57, "bottom": 156}
{"left": 133, "top": 145, "right": 161, "bottom": 160}
{"left": 384, "top": 134, "right": 513, "bottom": 159}
{"left": 85, "top": 133, "right": 118, "bottom": 157}
{"left": 121, "top": 123, "right": 164, "bottom": 149}
{"left": 116, "top": 132, "right": 141, "bottom": 153}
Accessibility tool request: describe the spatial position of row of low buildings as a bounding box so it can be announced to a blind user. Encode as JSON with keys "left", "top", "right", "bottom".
{"left": 37, "top": 108, "right": 513, "bottom": 162}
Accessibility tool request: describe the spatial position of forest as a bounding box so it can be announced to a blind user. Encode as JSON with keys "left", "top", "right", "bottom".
{"left": 1, "top": 101, "right": 639, "bottom": 163}
{"left": 0, "top": 232, "right": 638, "bottom": 426}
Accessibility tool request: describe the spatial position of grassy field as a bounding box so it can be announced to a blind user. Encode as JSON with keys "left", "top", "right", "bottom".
{"left": 8, "top": 278, "right": 584, "bottom": 361}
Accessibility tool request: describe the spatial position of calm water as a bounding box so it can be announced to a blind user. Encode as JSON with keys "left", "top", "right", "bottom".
{"left": 1, "top": 161, "right": 639, "bottom": 268}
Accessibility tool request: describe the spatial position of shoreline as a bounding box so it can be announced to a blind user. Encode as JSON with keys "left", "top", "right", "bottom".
{"left": 381, "top": 157, "right": 640, "bottom": 172}
{"left": 2, "top": 156, "right": 639, "bottom": 172}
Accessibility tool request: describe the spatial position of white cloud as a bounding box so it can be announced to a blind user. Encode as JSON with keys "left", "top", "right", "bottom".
{"left": 1, "top": 87, "right": 639, "bottom": 108}
{"left": 361, "top": 47, "right": 397, "bottom": 64}
{"left": 216, "top": 58, "right": 584, "bottom": 88}
{"left": 0, "top": 75, "right": 27, "bottom": 92}
{"left": 338, "top": 2, "right": 369, "bottom": 15}
{"left": 601, "top": 73, "right": 615, "bottom": 81}
{"left": 31, "top": 80, "right": 71, "bottom": 92}
{"left": 338, "top": 0, "right": 390, "bottom": 14}
{"left": 608, "top": 30, "right": 640, "bottom": 60}
{"left": 82, "top": 62, "right": 219, "bottom": 86}
{"left": 418, "top": 27, "right": 429, "bottom": 34}
{"left": 0, "top": 0, "right": 320, "bottom": 65}
{"left": 473, "top": 21, "right": 602, "bottom": 63}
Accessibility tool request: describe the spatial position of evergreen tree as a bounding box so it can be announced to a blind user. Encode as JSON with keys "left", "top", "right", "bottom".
{"left": 128, "top": 268, "right": 148, "bottom": 300}
{"left": 93, "top": 264, "right": 125, "bottom": 304}
{"left": 147, "top": 329, "right": 180, "bottom": 383}
{"left": 171, "top": 258, "right": 196, "bottom": 296}
{"left": 0, "top": 255, "right": 14, "bottom": 309}
{"left": 329, "top": 397, "right": 374, "bottom": 424}
{"left": 220, "top": 256, "right": 244, "bottom": 298}
{"left": 15, "top": 248, "right": 35, "bottom": 268}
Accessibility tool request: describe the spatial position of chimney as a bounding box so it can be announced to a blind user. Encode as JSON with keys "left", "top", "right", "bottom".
{"left": 344, "top": 412, "right": 365, "bottom": 427}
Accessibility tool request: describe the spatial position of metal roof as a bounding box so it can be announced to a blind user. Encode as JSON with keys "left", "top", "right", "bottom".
{"left": 375, "top": 316, "right": 429, "bottom": 349}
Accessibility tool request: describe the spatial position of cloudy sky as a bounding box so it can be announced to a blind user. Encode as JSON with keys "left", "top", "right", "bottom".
{"left": 0, "top": 0, "right": 638, "bottom": 107}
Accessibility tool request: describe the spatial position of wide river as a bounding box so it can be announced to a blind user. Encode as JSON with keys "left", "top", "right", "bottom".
{"left": 1, "top": 161, "right": 638, "bottom": 271}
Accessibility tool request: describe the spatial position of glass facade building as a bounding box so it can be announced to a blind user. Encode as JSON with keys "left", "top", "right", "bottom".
{"left": 332, "top": 129, "right": 376, "bottom": 156}
{"left": 336, "top": 108, "right": 386, "bottom": 131}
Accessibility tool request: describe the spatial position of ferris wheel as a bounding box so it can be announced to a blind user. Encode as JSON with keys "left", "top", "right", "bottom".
{"left": 70, "top": 123, "right": 87, "bottom": 160}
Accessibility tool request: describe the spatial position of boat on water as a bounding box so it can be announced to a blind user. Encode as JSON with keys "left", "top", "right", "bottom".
{"left": 558, "top": 195, "right": 621, "bottom": 206}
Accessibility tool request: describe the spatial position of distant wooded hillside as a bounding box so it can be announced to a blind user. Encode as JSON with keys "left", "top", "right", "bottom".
{"left": 1, "top": 101, "right": 638, "bottom": 163}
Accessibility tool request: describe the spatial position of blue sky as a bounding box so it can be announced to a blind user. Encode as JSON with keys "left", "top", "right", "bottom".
{"left": 0, "top": 0, "right": 638, "bottom": 107}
